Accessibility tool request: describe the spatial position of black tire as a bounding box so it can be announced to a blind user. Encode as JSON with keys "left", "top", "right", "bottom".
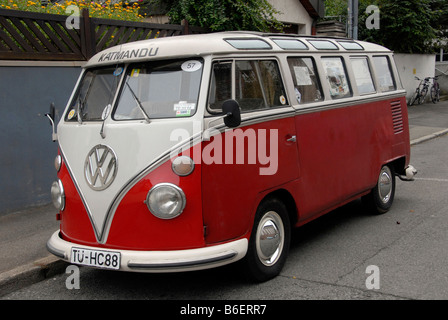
{"left": 362, "top": 165, "right": 395, "bottom": 214}
{"left": 243, "top": 197, "right": 291, "bottom": 282}
{"left": 418, "top": 87, "right": 428, "bottom": 104}
{"left": 408, "top": 90, "right": 418, "bottom": 106}
{"left": 430, "top": 86, "right": 439, "bottom": 103}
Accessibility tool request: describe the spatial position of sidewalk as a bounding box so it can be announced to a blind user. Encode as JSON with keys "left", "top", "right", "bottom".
{"left": 408, "top": 98, "right": 448, "bottom": 145}
{"left": 0, "top": 204, "right": 66, "bottom": 296}
{"left": 1, "top": 99, "right": 448, "bottom": 297}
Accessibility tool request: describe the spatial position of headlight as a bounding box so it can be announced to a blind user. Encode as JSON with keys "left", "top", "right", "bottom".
{"left": 51, "top": 179, "right": 65, "bottom": 211}
{"left": 146, "top": 183, "right": 186, "bottom": 219}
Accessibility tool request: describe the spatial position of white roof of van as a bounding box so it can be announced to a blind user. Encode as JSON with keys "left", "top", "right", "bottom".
{"left": 86, "top": 31, "right": 392, "bottom": 67}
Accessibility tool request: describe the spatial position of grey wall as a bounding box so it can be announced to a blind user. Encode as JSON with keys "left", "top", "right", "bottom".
{"left": 435, "top": 62, "right": 448, "bottom": 96}
{"left": 0, "top": 63, "right": 82, "bottom": 215}
{"left": 394, "top": 53, "right": 436, "bottom": 100}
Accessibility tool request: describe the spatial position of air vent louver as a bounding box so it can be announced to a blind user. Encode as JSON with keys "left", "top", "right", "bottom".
{"left": 390, "top": 100, "right": 404, "bottom": 134}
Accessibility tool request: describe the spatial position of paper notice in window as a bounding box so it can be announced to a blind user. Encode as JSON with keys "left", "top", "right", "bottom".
{"left": 293, "top": 66, "right": 312, "bottom": 86}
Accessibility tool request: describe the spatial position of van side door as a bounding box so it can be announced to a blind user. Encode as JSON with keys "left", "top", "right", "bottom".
{"left": 202, "top": 58, "right": 300, "bottom": 243}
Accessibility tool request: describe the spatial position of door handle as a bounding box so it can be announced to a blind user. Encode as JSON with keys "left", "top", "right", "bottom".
{"left": 286, "top": 135, "right": 296, "bottom": 142}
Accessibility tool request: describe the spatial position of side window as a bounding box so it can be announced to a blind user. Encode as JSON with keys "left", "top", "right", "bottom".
{"left": 372, "top": 56, "right": 396, "bottom": 92}
{"left": 287, "top": 57, "right": 323, "bottom": 104}
{"left": 350, "top": 56, "right": 376, "bottom": 95}
{"left": 235, "top": 60, "right": 288, "bottom": 112}
{"left": 321, "top": 57, "right": 352, "bottom": 99}
{"left": 208, "top": 61, "right": 232, "bottom": 111}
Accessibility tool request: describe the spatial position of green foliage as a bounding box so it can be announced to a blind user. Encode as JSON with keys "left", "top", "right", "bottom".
{"left": 325, "top": 0, "right": 442, "bottom": 54}
{"left": 363, "top": 0, "right": 437, "bottom": 54}
{"left": 154, "top": 0, "right": 284, "bottom": 32}
{"left": 324, "top": 0, "right": 347, "bottom": 17}
{"left": 430, "top": 0, "right": 448, "bottom": 50}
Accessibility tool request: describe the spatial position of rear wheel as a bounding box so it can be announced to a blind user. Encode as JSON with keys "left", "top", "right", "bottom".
{"left": 362, "top": 165, "right": 395, "bottom": 214}
{"left": 243, "top": 198, "right": 291, "bottom": 282}
{"left": 431, "top": 86, "right": 439, "bottom": 103}
{"left": 419, "top": 87, "right": 428, "bottom": 104}
{"left": 408, "top": 90, "right": 419, "bottom": 106}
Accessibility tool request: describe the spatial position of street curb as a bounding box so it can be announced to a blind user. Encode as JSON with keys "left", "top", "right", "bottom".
{"left": 0, "top": 255, "right": 68, "bottom": 297}
{"left": 410, "top": 128, "right": 448, "bottom": 146}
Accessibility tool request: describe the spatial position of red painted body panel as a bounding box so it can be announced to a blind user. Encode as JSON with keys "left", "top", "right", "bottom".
{"left": 293, "top": 97, "right": 410, "bottom": 223}
{"left": 106, "top": 160, "right": 205, "bottom": 250}
{"left": 59, "top": 161, "right": 97, "bottom": 245}
{"left": 59, "top": 156, "right": 205, "bottom": 250}
{"left": 58, "top": 97, "right": 410, "bottom": 251}
{"left": 201, "top": 116, "right": 299, "bottom": 243}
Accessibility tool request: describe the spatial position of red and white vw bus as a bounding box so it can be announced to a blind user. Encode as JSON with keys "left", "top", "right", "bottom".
{"left": 46, "top": 32, "right": 416, "bottom": 282}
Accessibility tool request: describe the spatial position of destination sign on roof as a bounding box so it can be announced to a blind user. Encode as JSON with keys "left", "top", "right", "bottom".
{"left": 97, "top": 46, "right": 159, "bottom": 62}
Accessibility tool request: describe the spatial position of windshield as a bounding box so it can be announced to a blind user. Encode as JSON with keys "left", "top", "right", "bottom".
{"left": 114, "top": 58, "right": 203, "bottom": 120}
{"left": 65, "top": 65, "right": 123, "bottom": 122}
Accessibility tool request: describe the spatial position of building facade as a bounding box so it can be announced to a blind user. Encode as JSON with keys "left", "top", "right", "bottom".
{"left": 268, "top": 0, "right": 325, "bottom": 35}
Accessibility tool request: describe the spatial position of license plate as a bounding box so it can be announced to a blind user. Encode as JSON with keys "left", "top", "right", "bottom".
{"left": 71, "top": 247, "right": 120, "bottom": 270}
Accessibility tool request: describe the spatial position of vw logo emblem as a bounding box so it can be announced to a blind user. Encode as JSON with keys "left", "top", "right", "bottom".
{"left": 84, "top": 145, "right": 118, "bottom": 191}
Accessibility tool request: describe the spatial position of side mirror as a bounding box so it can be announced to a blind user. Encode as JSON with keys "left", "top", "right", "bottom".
{"left": 222, "top": 99, "right": 241, "bottom": 128}
{"left": 45, "top": 102, "right": 58, "bottom": 142}
{"left": 47, "top": 102, "right": 55, "bottom": 124}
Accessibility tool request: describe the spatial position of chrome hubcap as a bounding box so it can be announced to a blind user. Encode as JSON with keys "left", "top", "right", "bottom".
{"left": 378, "top": 167, "right": 392, "bottom": 204}
{"left": 256, "top": 211, "right": 284, "bottom": 266}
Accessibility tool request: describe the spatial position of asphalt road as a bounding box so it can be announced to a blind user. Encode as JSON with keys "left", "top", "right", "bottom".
{"left": 2, "top": 134, "right": 448, "bottom": 302}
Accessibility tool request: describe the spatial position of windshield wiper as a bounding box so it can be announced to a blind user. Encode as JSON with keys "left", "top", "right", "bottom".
{"left": 100, "top": 66, "right": 122, "bottom": 139}
{"left": 77, "top": 96, "right": 84, "bottom": 124}
{"left": 125, "top": 80, "right": 151, "bottom": 123}
{"left": 76, "top": 76, "right": 94, "bottom": 124}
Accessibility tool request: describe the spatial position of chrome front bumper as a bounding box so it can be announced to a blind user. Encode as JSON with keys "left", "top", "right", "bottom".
{"left": 47, "top": 231, "right": 248, "bottom": 273}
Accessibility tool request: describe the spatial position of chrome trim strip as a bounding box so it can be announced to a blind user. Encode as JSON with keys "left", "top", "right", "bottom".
{"left": 292, "top": 91, "right": 406, "bottom": 116}
{"left": 205, "top": 106, "right": 296, "bottom": 130}
{"left": 127, "top": 252, "right": 237, "bottom": 270}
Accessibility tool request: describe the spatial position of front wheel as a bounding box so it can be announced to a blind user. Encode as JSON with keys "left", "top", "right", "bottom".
{"left": 419, "top": 87, "right": 428, "bottom": 104}
{"left": 243, "top": 198, "right": 291, "bottom": 282}
{"left": 362, "top": 165, "right": 396, "bottom": 214}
